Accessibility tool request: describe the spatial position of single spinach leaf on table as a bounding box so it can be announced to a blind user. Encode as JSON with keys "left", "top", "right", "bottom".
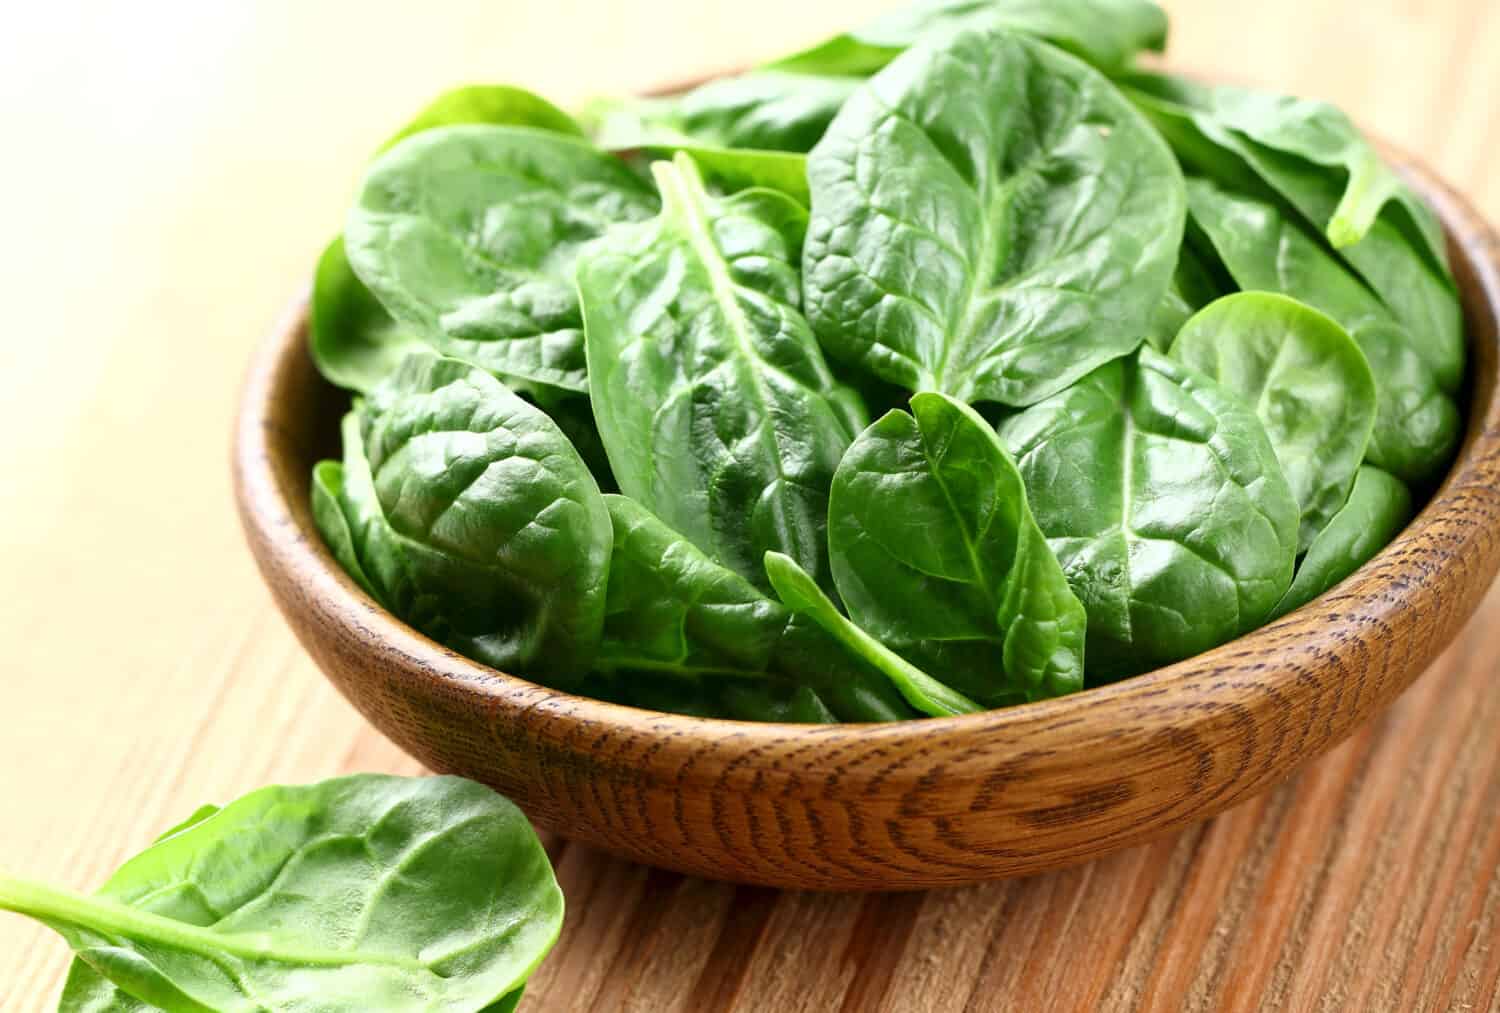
{"left": 803, "top": 27, "right": 1185, "bottom": 408}
{"left": 766, "top": 552, "right": 983, "bottom": 717}
{"left": 313, "top": 86, "right": 584, "bottom": 394}
{"left": 769, "top": 0, "right": 1168, "bottom": 77}
{"left": 996, "top": 348, "right": 1299, "bottom": 680}
{"left": 1185, "top": 177, "right": 1459, "bottom": 485}
{"left": 828, "top": 392, "right": 1087, "bottom": 706}
{"left": 1273, "top": 465, "right": 1413, "bottom": 618}
{"left": 1170, "top": 292, "right": 1377, "bottom": 553}
{"left": 578, "top": 153, "right": 865, "bottom": 595}
{"left": 345, "top": 124, "right": 659, "bottom": 395}
{"left": 1122, "top": 72, "right": 1463, "bottom": 392}
{"left": 313, "top": 354, "right": 612, "bottom": 681}
{"left": 4, "top": 775, "right": 563, "bottom": 1013}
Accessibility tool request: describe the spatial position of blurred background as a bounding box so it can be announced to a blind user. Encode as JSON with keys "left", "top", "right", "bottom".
{"left": 1, "top": 1, "right": 1497, "bottom": 1007}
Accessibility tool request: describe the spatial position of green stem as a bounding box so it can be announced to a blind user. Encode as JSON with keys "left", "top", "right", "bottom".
{"left": 0, "top": 871, "right": 425, "bottom": 971}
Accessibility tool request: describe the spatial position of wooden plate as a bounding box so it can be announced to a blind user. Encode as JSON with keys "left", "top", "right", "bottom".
{"left": 234, "top": 152, "right": 1500, "bottom": 890}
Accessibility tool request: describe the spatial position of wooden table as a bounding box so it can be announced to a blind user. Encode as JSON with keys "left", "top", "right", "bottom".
{"left": 2, "top": 2, "right": 1498, "bottom": 1009}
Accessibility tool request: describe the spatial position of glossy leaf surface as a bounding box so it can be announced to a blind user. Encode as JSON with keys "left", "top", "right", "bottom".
{"left": 803, "top": 28, "right": 1184, "bottom": 407}
{"left": 346, "top": 125, "right": 658, "bottom": 393}
{"left": 829, "top": 392, "right": 1087, "bottom": 705}
{"left": 579, "top": 154, "right": 864, "bottom": 593}
{"left": 1171, "top": 292, "right": 1376, "bottom": 552}
{"left": 997, "top": 348, "right": 1299, "bottom": 678}
{"left": 5, "top": 776, "right": 563, "bottom": 1013}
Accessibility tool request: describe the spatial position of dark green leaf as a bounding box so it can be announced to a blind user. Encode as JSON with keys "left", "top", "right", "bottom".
{"left": 765, "top": 552, "right": 982, "bottom": 717}
{"left": 1185, "top": 177, "right": 1459, "bottom": 484}
{"left": 1171, "top": 292, "right": 1376, "bottom": 552}
{"left": 829, "top": 392, "right": 1087, "bottom": 705}
{"left": 1272, "top": 465, "right": 1413, "bottom": 617}
{"left": 325, "top": 354, "right": 612, "bottom": 680}
{"left": 6, "top": 776, "right": 563, "bottom": 1013}
{"left": 346, "top": 125, "right": 658, "bottom": 394}
{"left": 578, "top": 153, "right": 865, "bottom": 593}
{"left": 997, "top": 348, "right": 1299, "bottom": 679}
{"left": 803, "top": 28, "right": 1184, "bottom": 407}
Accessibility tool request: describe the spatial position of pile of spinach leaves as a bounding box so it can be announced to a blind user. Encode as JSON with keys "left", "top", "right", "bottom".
{"left": 310, "top": 0, "right": 1461, "bottom": 721}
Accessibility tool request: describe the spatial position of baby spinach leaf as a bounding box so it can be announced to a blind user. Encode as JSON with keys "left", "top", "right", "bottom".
{"left": 311, "top": 237, "right": 429, "bottom": 393}
{"left": 310, "top": 459, "right": 379, "bottom": 600}
{"left": 578, "top": 153, "right": 865, "bottom": 594}
{"left": 765, "top": 552, "right": 983, "bottom": 717}
{"left": 661, "top": 72, "right": 862, "bottom": 153}
{"left": 1272, "top": 465, "right": 1413, "bottom": 618}
{"left": 346, "top": 124, "right": 658, "bottom": 394}
{"left": 379, "top": 83, "right": 582, "bottom": 153}
{"left": 2, "top": 775, "right": 563, "bottom": 1013}
{"left": 769, "top": 0, "right": 1168, "bottom": 77}
{"left": 828, "top": 392, "right": 1087, "bottom": 705}
{"left": 803, "top": 27, "right": 1185, "bottom": 407}
{"left": 1185, "top": 178, "right": 1460, "bottom": 484}
{"left": 1146, "top": 242, "right": 1226, "bottom": 350}
{"left": 597, "top": 494, "right": 790, "bottom": 678}
{"left": 1171, "top": 292, "right": 1377, "bottom": 553}
{"left": 997, "top": 348, "right": 1299, "bottom": 679}
{"left": 317, "top": 354, "right": 612, "bottom": 681}
{"left": 313, "top": 87, "right": 585, "bottom": 395}
{"left": 1123, "top": 73, "right": 1463, "bottom": 393}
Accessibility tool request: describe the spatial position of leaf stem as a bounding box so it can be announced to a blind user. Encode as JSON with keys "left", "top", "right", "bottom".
{"left": 0, "top": 871, "right": 426, "bottom": 971}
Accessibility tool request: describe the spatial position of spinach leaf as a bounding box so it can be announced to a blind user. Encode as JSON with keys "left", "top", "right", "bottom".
{"left": 1146, "top": 242, "right": 1225, "bottom": 350}
{"left": 313, "top": 86, "right": 584, "bottom": 394}
{"left": 311, "top": 237, "right": 429, "bottom": 393}
{"left": 1170, "top": 292, "right": 1377, "bottom": 553}
{"left": 597, "top": 494, "right": 789, "bottom": 677}
{"left": 380, "top": 84, "right": 583, "bottom": 153}
{"left": 578, "top": 153, "right": 865, "bottom": 594}
{"left": 2, "top": 775, "right": 562, "bottom": 1013}
{"left": 765, "top": 552, "right": 983, "bottom": 717}
{"left": 1185, "top": 177, "right": 1459, "bottom": 484}
{"left": 828, "top": 392, "right": 1087, "bottom": 705}
{"left": 803, "top": 27, "right": 1185, "bottom": 407}
{"left": 322, "top": 354, "right": 613, "bottom": 680}
{"left": 345, "top": 124, "right": 658, "bottom": 394}
{"left": 1122, "top": 73, "right": 1463, "bottom": 393}
{"left": 769, "top": 0, "right": 1168, "bottom": 77}
{"left": 997, "top": 348, "right": 1299, "bottom": 679}
{"left": 1272, "top": 465, "right": 1414, "bottom": 618}
{"left": 310, "top": 459, "right": 379, "bottom": 599}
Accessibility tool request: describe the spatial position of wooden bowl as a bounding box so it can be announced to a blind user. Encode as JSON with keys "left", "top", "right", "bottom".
{"left": 234, "top": 154, "right": 1500, "bottom": 891}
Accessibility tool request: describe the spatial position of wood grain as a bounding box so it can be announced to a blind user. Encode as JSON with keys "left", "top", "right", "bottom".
{"left": 3, "top": 0, "right": 1499, "bottom": 1008}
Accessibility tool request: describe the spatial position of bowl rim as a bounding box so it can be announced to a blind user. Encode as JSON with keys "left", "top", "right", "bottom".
{"left": 234, "top": 145, "right": 1500, "bottom": 752}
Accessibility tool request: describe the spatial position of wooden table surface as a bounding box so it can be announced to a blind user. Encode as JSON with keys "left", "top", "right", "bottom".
{"left": 3, "top": 2, "right": 1498, "bottom": 1009}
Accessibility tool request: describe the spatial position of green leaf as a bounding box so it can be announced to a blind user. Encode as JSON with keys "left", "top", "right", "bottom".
{"left": 769, "top": 0, "right": 1168, "bottom": 76}
{"left": 346, "top": 125, "right": 658, "bottom": 394}
{"left": 1170, "top": 292, "right": 1377, "bottom": 553}
{"left": 313, "top": 86, "right": 585, "bottom": 395}
{"left": 803, "top": 28, "right": 1185, "bottom": 407}
{"left": 380, "top": 84, "right": 582, "bottom": 153}
{"left": 578, "top": 153, "right": 865, "bottom": 594}
{"left": 311, "top": 237, "right": 429, "bottom": 393}
{"left": 4, "top": 775, "right": 564, "bottom": 1013}
{"left": 1145, "top": 242, "right": 1226, "bottom": 350}
{"left": 1123, "top": 73, "right": 1463, "bottom": 393}
{"left": 331, "top": 354, "right": 613, "bottom": 680}
{"left": 828, "top": 392, "right": 1087, "bottom": 705}
{"left": 596, "top": 494, "right": 790, "bottom": 678}
{"left": 997, "top": 348, "right": 1299, "bottom": 680}
{"left": 1184, "top": 177, "right": 1459, "bottom": 485}
{"left": 310, "top": 460, "right": 379, "bottom": 599}
{"left": 765, "top": 552, "right": 982, "bottom": 717}
{"left": 1272, "top": 465, "right": 1413, "bottom": 618}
